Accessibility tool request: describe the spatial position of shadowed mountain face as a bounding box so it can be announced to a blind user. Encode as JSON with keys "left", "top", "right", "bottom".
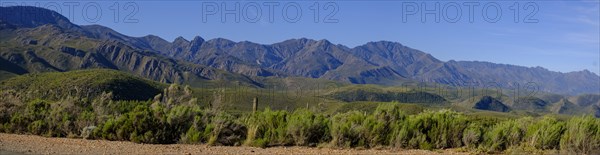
{"left": 472, "top": 96, "right": 511, "bottom": 112}
{"left": 1, "top": 6, "right": 599, "bottom": 95}
{"left": 0, "top": 6, "right": 75, "bottom": 29}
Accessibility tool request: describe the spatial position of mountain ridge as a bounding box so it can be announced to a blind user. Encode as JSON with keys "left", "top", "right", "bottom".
{"left": 1, "top": 6, "right": 598, "bottom": 95}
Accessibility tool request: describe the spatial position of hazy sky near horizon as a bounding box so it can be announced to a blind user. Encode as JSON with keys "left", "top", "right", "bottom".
{"left": 3, "top": 0, "right": 599, "bottom": 75}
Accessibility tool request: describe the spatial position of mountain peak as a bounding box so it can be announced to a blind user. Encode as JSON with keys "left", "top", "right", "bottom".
{"left": 278, "top": 38, "right": 316, "bottom": 46}
{"left": 173, "top": 36, "right": 189, "bottom": 43}
{"left": 568, "top": 69, "right": 599, "bottom": 76}
{"left": 370, "top": 40, "right": 400, "bottom": 45}
{"left": 191, "top": 36, "right": 205, "bottom": 43}
{"left": 297, "top": 38, "right": 312, "bottom": 41}
{"left": 143, "top": 34, "right": 161, "bottom": 39}
{"left": 316, "top": 39, "right": 332, "bottom": 46}
{"left": 207, "top": 38, "right": 235, "bottom": 45}
{"left": 189, "top": 36, "right": 205, "bottom": 52}
{"left": 360, "top": 41, "right": 402, "bottom": 47}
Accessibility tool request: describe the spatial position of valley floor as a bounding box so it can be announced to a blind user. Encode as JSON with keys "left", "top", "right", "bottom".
{"left": 0, "top": 133, "right": 466, "bottom": 155}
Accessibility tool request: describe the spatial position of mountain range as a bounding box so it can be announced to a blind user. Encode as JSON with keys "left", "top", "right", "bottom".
{"left": 1, "top": 6, "right": 599, "bottom": 95}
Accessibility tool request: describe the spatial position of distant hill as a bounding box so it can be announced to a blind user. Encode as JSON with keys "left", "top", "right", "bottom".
{"left": 327, "top": 85, "right": 447, "bottom": 104}
{"left": 471, "top": 96, "right": 511, "bottom": 112}
{"left": 510, "top": 96, "right": 551, "bottom": 113}
{"left": 0, "top": 69, "right": 162, "bottom": 100}
{"left": 1, "top": 6, "right": 599, "bottom": 95}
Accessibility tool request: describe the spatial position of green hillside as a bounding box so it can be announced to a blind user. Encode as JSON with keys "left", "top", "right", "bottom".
{"left": 0, "top": 69, "right": 162, "bottom": 101}
{"left": 326, "top": 85, "right": 447, "bottom": 104}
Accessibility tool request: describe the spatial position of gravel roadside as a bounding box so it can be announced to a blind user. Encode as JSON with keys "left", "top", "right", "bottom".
{"left": 0, "top": 133, "right": 467, "bottom": 154}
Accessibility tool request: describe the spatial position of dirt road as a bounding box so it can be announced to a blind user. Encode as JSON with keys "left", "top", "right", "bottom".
{"left": 0, "top": 133, "right": 467, "bottom": 154}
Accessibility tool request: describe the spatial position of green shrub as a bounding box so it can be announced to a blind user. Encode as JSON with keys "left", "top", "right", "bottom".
{"left": 46, "top": 97, "right": 85, "bottom": 137}
{"left": 427, "top": 109, "right": 468, "bottom": 149}
{"left": 361, "top": 115, "right": 388, "bottom": 147}
{"left": 8, "top": 99, "right": 51, "bottom": 133}
{"left": 286, "top": 109, "right": 330, "bottom": 146}
{"left": 97, "top": 116, "right": 118, "bottom": 140}
{"left": 97, "top": 104, "right": 164, "bottom": 143}
{"left": 25, "top": 99, "right": 51, "bottom": 121}
{"left": 182, "top": 125, "right": 204, "bottom": 144}
{"left": 8, "top": 113, "right": 28, "bottom": 133}
{"left": 484, "top": 117, "right": 531, "bottom": 152}
{"left": 206, "top": 112, "right": 246, "bottom": 146}
{"left": 331, "top": 104, "right": 408, "bottom": 148}
{"left": 245, "top": 108, "right": 289, "bottom": 147}
{"left": 396, "top": 109, "right": 468, "bottom": 149}
{"left": 560, "top": 116, "right": 600, "bottom": 154}
{"left": 81, "top": 126, "right": 96, "bottom": 139}
{"left": 128, "top": 105, "right": 163, "bottom": 143}
{"left": 0, "top": 90, "right": 24, "bottom": 128}
{"left": 166, "top": 105, "right": 202, "bottom": 138}
{"left": 330, "top": 111, "right": 368, "bottom": 148}
{"left": 28, "top": 120, "right": 46, "bottom": 135}
{"left": 367, "top": 104, "right": 406, "bottom": 147}
{"left": 76, "top": 110, "right": 96, "bottom": 135}
{"left": 180, "top": 114, "right": 210, "bottom": 144}
{"left": 525, "top": 116, "right": 564, "bottom": 150}
{"left": 389, "top": 122, "right": 410, "bottom": 148}
{"left": 45, "top": 112, "right": 74, "bottom": 137}
{"left": 462, "top": 123, "right": 483, "bottom": 148}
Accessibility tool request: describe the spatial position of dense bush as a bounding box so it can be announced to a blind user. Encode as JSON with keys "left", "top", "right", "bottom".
{"left": 330, "top": 111, "right": 369, "bottom": 147}
{"left": 525, "top": 117, "right": 565, "bottom": 150}
{"left": 393, "top": 109, "right": 468, "bottom": 150}
{"left": 330, "top": 104, "right": 410, "bottom": 148}
{"left": 483, "top": 117, "right": 531, "bottom": 152}
{"left": 462, "top": 123, "right": 484, "bottom": 148}
{"left": 1, "top": 86, "right": 600, "bottom": 154}
{"left": 560, "top": 116, "right": 600, "bottom": 154}
{"left": 97, "top": 104, "right": 162, "bottom": 143}
{"left": 244, "top": 108, "right": 289, "bottom": 147}
{"left": 10, "top": 99, "right": 51, "bottom": 133}
{"left": 286, "top": 109, "right": 330, "bottom": 146}
{"left": 367, "top": 104, "right": 405, "bottom": 147}
{"left": 206, "top": 112, "right": 247, "bottom": 146}
{"left": 180, "top": 114, "right": 210, "bottom": 144}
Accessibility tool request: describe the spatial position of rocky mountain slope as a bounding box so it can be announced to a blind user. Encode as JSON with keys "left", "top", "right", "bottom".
{"left": 0, "top": 6, "right": 259, "bottom": 87}
{"left": 1, "top": 6, "right": 599, "bottom": 95}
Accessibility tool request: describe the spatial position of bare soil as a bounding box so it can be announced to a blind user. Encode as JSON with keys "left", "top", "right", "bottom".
{"left": 0, "top": 133, "right": 468, "bottom": 155}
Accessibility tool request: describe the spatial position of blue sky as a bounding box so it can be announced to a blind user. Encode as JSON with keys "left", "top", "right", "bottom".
{"left": 3, "top": 0, "right": 599, "bottom": 75}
